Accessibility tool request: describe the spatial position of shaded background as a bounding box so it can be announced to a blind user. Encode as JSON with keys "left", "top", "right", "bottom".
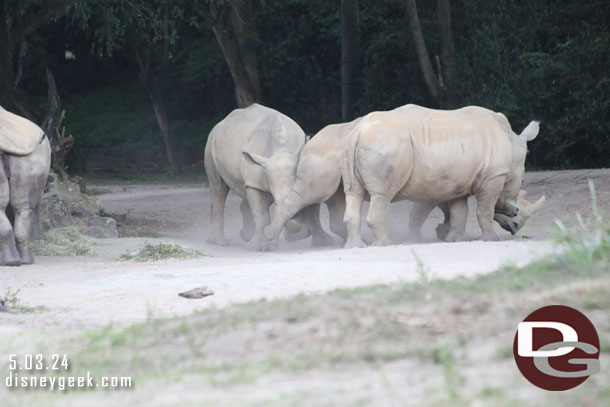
{"left": 2, "top": 0, "right": 609, "bottom": 177}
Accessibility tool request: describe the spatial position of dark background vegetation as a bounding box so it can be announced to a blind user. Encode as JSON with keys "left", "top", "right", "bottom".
{"left": 2, "top": 0, "right": 609, "bottom": 177}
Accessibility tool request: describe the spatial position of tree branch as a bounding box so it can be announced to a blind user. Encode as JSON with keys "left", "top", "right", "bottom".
{"left": 12, "top": 0, "right": 72, "bottom": 43}
{"left": 405, "top": 0, "right": 440, "bottom": 100}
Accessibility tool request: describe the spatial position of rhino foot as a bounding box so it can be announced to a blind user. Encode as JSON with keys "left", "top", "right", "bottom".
{"left": 435, "top": 223, "right": 451, "bottom": 241}
{"left": 371, "top": 237, "right": 393, "bottom": 247}
{"left": 0, "top": 251, "right": 21, "bottom": 267}
{"left": 445, "top": 229, "right": 468, "bottom": 242}
{"left": 481, "top": 231, "right": 500, "bottom": 241}
{"left": 240, "top": 227, "right": 254, "bottom": 242}
{"left": 344, "top": 238, "right": 367, "bottom": 249}
{"left": 312, "top": 230, "right": 334, "bottom": 247}
{"left": 206, "top": 234, "right": 228, "bottom": 246}
{"left": 246, "top": 234, "right": 270, "bottom": 251}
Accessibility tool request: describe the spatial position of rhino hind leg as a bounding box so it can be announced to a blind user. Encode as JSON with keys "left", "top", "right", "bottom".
{"left": 407, "top": 203, "right": 435, "bottom": 242}
{"left": 29, "top": 203, "right": 43, "bottom": 241}
{"left": 366, "top": 193, "right": 393, "bottom": 247}
{"left": 434, "top": 202, "right": 451, "bottom": 241}
{"left": 239, "top": 200, "right": 255, "bottom": 242}
{"left": 309, "top": 204, "right": 334, "bottom": 247}
{"left": 326, "top": 188, "right": 347, "bottom": 241}
{"left": 0, "top": 172, "right": 20, "bottom": 266}
{"left": 343, "top": 184, "right": 367, "bottom": 249}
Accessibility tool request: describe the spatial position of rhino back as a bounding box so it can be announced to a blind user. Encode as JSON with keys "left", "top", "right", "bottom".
{"left": 405, "top": 109, "right": 518, "bottom": 200}
{"left": 293, "top": 118, "right": 361, "bottom": 202}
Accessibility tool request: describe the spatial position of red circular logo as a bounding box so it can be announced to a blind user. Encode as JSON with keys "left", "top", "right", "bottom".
{"left": 513, "top": 305, "right": 600, "bottom": 391}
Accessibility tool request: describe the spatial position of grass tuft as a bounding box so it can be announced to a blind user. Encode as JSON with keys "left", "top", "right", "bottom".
{"left": 30, "top": 227, "right": 96, "bottom": 257}
{"left": 119, "top": 242, "right": 205, "bottom": 261}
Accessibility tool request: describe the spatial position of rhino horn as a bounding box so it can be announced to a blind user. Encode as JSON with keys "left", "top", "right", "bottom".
{"left": 516, "top": 190, "right": 546, "bottom": 218}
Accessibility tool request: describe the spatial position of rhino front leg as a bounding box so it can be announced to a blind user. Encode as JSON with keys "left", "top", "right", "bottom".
{"left": 239, "top": 200, "right": 255, "bottom": 242}
{"left": 475, "top": 177, "right": 505, "bottom": 241}
{"left": 205, "top": 160, "right": 229, "bottom": 246}
{"left": 245, "top": 187, "right": 271, "bottom": 251}
{"left": 445, "top": 197, "right": 469, "bottom": 242}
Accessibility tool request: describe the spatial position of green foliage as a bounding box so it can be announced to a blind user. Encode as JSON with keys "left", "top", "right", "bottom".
{"left": 119, "top": 242, "right": 204, "bottom": 261}
{"left": 9, "top": 0, "right": 610, "bottom": 172}
{"left": 554, "top": 180, "right": 610, "bottom": 265}
{"left": 2, "top": 288, "right": 47, "bottom": 313}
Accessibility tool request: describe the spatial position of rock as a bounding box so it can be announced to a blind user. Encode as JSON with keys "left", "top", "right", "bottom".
{"left": 80, "top": 217, "right": 119, "bottom": 239}
{"left": 178, "top": 286, "right": 214, "bottom": 299}
{"left": 38, "top": 173, "right": 118, "bottom": 239}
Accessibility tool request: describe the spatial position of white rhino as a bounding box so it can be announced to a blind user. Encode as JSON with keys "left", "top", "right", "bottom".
{"left": 265, "top": 117, "right": 361, "bottom": 243}
{"left": 341, "top": 105, "right": 540, "bottom": 248}
{"left": 204, "top": 103, "right": 326, "bottom": 251}
{"left": 0, "top": 106, "right": 51, "bottom": 266}
{"left": 267, "top": 105, "right": 543, "bottom": 244}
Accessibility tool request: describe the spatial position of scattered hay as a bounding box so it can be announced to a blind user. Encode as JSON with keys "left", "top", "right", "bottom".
{"left": 119, "top": 242, "right": 204, "bottom": 262}
{"left": 30, "top": 227, "right": 96, "bottom": 257}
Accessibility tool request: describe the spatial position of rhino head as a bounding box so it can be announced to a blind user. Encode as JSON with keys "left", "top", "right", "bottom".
{"left": 494, "top": 190, "right": 546, "bottom": 234}
{"left": 242, "top": 116, "right": 304, "bottom": 205}
{"left": 494, "top": 120, "right": 540, "bottom": 220}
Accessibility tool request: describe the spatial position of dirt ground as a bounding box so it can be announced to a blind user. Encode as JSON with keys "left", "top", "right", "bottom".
{"left": 0, "top": 168, "right": 608, "bottom": 331}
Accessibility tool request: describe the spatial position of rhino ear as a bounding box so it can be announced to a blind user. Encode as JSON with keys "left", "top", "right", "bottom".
{"left": 243, "top": 151, "right": 269, "bottom": 169}
{"left": 519, "top": 120, "right": 540, "bottom": 143}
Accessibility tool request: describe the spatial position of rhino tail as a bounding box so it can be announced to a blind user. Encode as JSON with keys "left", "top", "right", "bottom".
{"left": 519, "top": 120, "right": 540, "bottom": 142}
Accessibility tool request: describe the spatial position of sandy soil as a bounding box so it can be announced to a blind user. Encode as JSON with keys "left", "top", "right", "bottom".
{"left": 1, "top": 168, "right": 609, "bottom": 331}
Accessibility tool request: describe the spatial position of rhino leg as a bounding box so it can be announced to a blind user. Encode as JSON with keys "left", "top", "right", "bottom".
{"left": 407, "top": 203, "right": 435, "bottom": 242}
{"left": 29, "top": 203, "right": 43, "bottom": 241}
{"left": 366, "top": 193, "right": 393, "bottom": 246}
{"left": 475, "top": 177, "right": 505, "bottom": 241}
{"left": 205, "top": 153, "right": 229, "bottom": 246}
{"left": 309, "top": 204, "right": 334, "bottom": 247}
{"left": 0, "top": 167, "right": 20, "bottom": 266}
{"left": 326, "top": 188, "right": 347, "bottom": 241}
{"left": 343, "top": 183, "right": 367, "bottom": 249}
{"left": 245, "top": 187, "right": 271, "bottom": 251}
{"left": 434, "top": 202, "right": 451, "bottom": 241}
{"left": 239, "top": 199, "right": 255, "bottom": 242}
{"left": 445, "top": 197, "right": 469, "bottom": 242}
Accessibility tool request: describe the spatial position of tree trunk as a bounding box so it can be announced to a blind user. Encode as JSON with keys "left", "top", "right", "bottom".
{"left": 341, "top": 0, "right": 360, "bottom": 121}
{"left": 0, "top": 0, "right": 14, "bottom": 108}
{"left": 437, "top": 0, "right": 456, "bottom": 108}
{"left": 142, "top": 74, "right": 180, "bottom": 174}
{"left": 405, "top": 0, "right": 440, "bottom": 101}
{"left": 212, "top": 0, "right": 260, "bottom": 108}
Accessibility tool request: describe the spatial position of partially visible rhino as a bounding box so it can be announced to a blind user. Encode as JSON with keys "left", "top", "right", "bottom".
{"left": 265, "top": 117, "right": 362, "bottom": 243}
{"left": 342, "top": 105, "right": 540, "bottom": 248}
{"left": 204, "top": 103, "right": 322, "bottom": 251}
{"left": 0, "top": 106, "right": 51, "bottom": 266}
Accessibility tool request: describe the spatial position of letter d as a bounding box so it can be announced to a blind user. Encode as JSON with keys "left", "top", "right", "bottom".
{"left": 5, "top": 371, "right": 12, "bottom": 387}
{"left": 518, "top": 321, "right": 577, "bottom": 357}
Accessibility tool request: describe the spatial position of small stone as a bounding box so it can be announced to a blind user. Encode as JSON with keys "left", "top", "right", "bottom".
{"left": 179, "top": 286, "right": 214, "bottom": 299}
